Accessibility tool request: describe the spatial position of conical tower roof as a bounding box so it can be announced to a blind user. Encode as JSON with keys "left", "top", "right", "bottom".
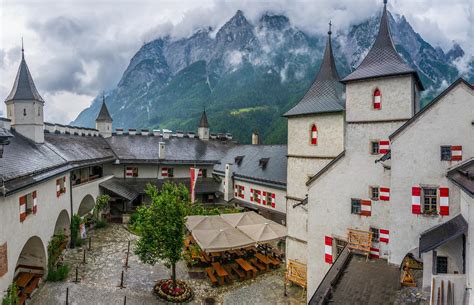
{"left": 342, "top": 1, "right": 424, "bottom": 89}
{"left": 5, "top": 49, "right": 44, "bottom": 103}
{"left": 96, "top": 97, "right": 113, "bottom": 122}
{"left": 199, "top": 109, "right": 209, "bottom": 128}
{"left": 284, "top": 23, "right": 344, "bottom": 117}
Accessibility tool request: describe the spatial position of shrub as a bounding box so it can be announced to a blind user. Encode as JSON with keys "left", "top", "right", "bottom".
{"left": 46, "top": 265, "right": 70, "bottom": 282}
{"left": 95, "top": 219, "right": 107, "bottom": 229}
{"left": 2, "top": 283, "right": 19, "bottom": 305}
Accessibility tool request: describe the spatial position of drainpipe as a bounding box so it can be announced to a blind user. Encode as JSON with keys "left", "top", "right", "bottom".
{"left": 69, "top": 171, "right": 74, "bottom": 247}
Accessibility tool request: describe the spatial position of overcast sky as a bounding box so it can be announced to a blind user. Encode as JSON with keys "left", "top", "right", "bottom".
{"left": 0, "top": 0, "right": 472, "bottom": 124}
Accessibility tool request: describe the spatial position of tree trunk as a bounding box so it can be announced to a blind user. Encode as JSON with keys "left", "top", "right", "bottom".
{"left": 171, "top": 262, "right": 177, "bottom": 288}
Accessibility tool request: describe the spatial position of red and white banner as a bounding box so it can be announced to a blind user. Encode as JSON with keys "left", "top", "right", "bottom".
{"left": 451, "top": 146, "right": 462, "bottom": 161}
{"left": 369, "top": 247, "right": 380, "bottom": 259}
{"left": 190, "top": 168, "right": 199, "bottom": 203}
{"left": 439, "top": 187, "right": 449, "bottom": 216}
{"left": 360, "top": 200, "right": 372, "bottom": 216}
{"left": 379, "top": 140, "right": 390, "bottom": 154}
{"left": 379, "top": 187, "right": 390, "bottom": 201}
{"left": 379, "top": 229, "right": 389, "bottom": 243}
{"left": 412, "top": 187, "right": 421, "bottom": 214}
{"left": 324, "top": 236, "right": 333, "bottom": 264}
{"left": 373, "top": 90, "right": 381, "bottom": 109}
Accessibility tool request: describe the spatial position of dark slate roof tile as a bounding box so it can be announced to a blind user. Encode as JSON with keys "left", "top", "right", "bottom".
{"left": 5, "top": 54, "right": 44, "bottom": 102}
{"left": 448, "top": 159, "right": 474, "bottom": 197}
{"left": 419, "top": 214, "right": 468, "bottom": 254}
{"left": 214, "top": 145, "right": 287, "bottom": 186}
{"left": 96, "top": 100, "right": 113, "bottom": 122}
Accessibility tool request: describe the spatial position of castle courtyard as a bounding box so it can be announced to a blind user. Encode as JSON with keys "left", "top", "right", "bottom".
{"left": 29, "top": 225, "right": 305, "bottom": 305}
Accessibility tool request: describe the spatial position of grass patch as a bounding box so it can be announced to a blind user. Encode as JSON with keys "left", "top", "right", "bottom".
{"left": 46, "top": 265, "right": 70, "bottom": 282}
{"left": 230, "top": 106, "right": 267, "bottom": 116}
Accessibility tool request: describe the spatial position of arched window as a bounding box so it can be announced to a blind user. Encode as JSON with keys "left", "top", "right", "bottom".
{"left": 373, "top": 89, "right": 381, "bottom": 109}
{"left": 310, "top": 124, "right": 318, "bottom": 145}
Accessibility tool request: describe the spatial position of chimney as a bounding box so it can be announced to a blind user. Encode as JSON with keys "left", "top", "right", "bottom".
{"left": 153, "top": 129, "right": 160, "bottom": 137}
{"left": 187, "top": 132, "right": 195, "bottom": 139}
{"left": 116, "top": 128, "right": 123, "bottom": 135}
{"left": 224, "top": 163, "right": 234, "bottom": 202}
{"left": 141, "top": 129, "right": 149, "bottom": 136}
{"left": 56, "top": 124, "right": 66, "bottom": 134}
{"left": 128, "top": 128, "right": 136, "bottom": 135}
{"left": 163, "top": 130, "right": 171, "bottom": 139}
{"left": 158, "top": 142, "right": 165, "bottom": 159}
{"left": 252, "top": 132, "right": 259, "bottom": 145}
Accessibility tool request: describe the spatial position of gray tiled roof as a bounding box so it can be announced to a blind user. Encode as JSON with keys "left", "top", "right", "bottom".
{"left": 106, "top": 135, "right": 234, "bottom": 163}
{"left": 214, "top": 145, "right": 287, "bottom": 186}
{"left": 5, "top": 53, "right": 45, "bottom": 103}
{"left": 199, "top": 110, "right": 209, "bottom": 128}
{"left": 96, "top": 101, "right": 113, "bottom": 122}
{"left": 284, "top": 32, "right": 344, "bottom": 117}
{"left": 419, "top": 214, "right": 468, "bottom": 254}
{"left": 341, "top": 5, "right": 423, "bottom": 90}
{"left": 448, "top": 159, "right": 474, "bottom": 197}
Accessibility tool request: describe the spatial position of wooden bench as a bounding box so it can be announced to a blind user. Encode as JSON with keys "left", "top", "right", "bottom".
{"left": 230, "top": 264, "right": 245, "bottom": 281}
{"left": 205, "top": 267, "right": 218, "bottom": 286}
{"left": 24, "top": 276, "right": 41, "bottom": 295}
{"left": 250, "top": 258, "right": 266, "bottom": 272}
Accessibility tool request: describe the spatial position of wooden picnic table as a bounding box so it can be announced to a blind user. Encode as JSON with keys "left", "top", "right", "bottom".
{"left": 235, "top": 258, "right": 256, "bottom": 279}
{"left": 255, "top": 253, "right": 272, "bottom": 270}
{"left": 16, "top": 273, "right": 34, "bottom": 288}
{"left": 212, "top": 262, "right": 229, "bottom": 285}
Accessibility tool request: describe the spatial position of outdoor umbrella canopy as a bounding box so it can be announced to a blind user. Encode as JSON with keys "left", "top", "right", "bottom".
{"left": 185, "top": 215, "right": 233, "bottom": 231}
{"left": 220, "top": 211, "right": 269, "bottom": 227}
{"left": 191, "top": 228, "right": 255, "bottom": 252}
{"left": 237, "top": 222, "right": 287, "bottom": 243}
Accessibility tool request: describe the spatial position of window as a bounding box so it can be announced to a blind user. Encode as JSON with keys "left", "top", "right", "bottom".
{"left": 200, "top": 169, "right": 207, "bottom": 178}
{"left": 252, "top": 190, "right": 258, "bottom": 202}
{"left": 335, "top": 238, "right": 347, "bottom": 257}
{"left": 422, "top": 187, "right": 438, "bottom": 214}
{"left": 167, "top": 168, "right": 174, "bottom": 178}
{"left": 370, "top": 227, "right": 380, "bottom": 242}
{"left": 310, "top": 124, "right": 318, "bottom": 145}
{"left": 235, "top": 185, "right": 244, "bottom": 199}
{"left": 265, "top": 192, "right": 272, "bottom": 205}
{"left": 371, "top": 141, "right": 380, "bottom": 155}
{"left": 370, "top": 186, "right": 379, "bottom": 201}
{"left": 436, "top": 256, "right": 448, "bottom": 274}
{"left": 373, "top": 88, "right": 381, "bottom": 109}
{"left": 351, "top": 199, "right": 361, "bottom": 214}
{"left": 23, "top": 108, "right": 27, "bottom": 116}
{"left": 126, "top": 167, "right": 139, "bottom": 177}
{"left": 56, "top": 177, "right": 66, "bottom": 197}
{"left": 441, "top": 146, "right": 452, "bottom": 161}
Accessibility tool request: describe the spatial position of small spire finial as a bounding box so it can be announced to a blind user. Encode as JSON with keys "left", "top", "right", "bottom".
{"left": 328, "top": 20, "right": 332, "bottom": 35}
{"left": 384, "top": 0, "right": 387, "bottom": 5}
{"left": 21, "top": 37, "right": 24, "bottom": 58}
{"left": 102, "top": 92, "right": 105, "bottom": 103}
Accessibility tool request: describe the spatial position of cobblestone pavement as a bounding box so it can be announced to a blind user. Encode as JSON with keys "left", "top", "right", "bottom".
{"left": 29, "top": 224, "right": 305, "bottom": 305}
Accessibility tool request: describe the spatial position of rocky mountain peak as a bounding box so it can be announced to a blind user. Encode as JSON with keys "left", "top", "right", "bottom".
{"left": 259, "top": 14, "right": 290, "bottom": 31}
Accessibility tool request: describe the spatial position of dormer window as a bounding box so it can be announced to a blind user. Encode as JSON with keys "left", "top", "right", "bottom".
{"left": 310, "top": 124, "right": 318, "bottom": 145}
{"left": 373, "top": 89, "right": 381, "bottom": 109}
{"left": 259, "top": 158, "right": 269, "bottom": 169}
{"left": 234, "top": 156, "right": 244, "bottom": 165}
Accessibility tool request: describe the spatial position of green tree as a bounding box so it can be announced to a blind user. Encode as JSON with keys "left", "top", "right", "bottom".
{"left": 134, "top": 182, "right": 189, "bottom": 287}
{"left": 93, "top": 194, "right": 110, "bottom": 220}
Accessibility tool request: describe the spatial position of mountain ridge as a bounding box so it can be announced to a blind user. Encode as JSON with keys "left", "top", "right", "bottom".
{"left": 72, "top": 10, "right": 473, "bottom": 144}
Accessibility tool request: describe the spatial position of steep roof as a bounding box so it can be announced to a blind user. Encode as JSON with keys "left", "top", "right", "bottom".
{"left": 5, "top": 51, "right": 45, "bottom": 103}
{"left": 341, "top": 2, "right": 424, "bottom": 90}
{"left": 419, "top": 214, "right": 468, "bottom": 254}
{"left": 96, "top": 99, "right": 113, "bottom": 122}
{"left": 448, "top": 159, "right": 474, "bottom": 197}
{"left": 213, "top": 145, "right": 287, "bottom": 187}
{"left": 199, "top": 110, "right": 209, "bottom": 128}
{"left": 284, "top": 29, "right": 344, "bottom": 117}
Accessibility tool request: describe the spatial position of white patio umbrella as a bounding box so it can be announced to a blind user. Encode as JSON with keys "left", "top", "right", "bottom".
{"left": 191, "top": 228, "right": 255, "bottom": 252}
{"left": 185, "top": 215, "right": 233, "bottom": 231}
{"left": 237, "top": 222, "right": 287, "bottom": 244}
{"left": 220, "top": 211, "right": 269, "bottom": 227}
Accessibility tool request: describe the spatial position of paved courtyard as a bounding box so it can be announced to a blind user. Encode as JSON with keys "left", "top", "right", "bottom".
{"left": 29, "top": 224, "right": 305, "bottom": 305}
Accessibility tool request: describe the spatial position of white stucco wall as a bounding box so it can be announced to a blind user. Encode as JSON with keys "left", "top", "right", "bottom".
{"left": 389, "top": 83, "right": 474, "bottom": 266}
{"left": 72, "top": 175, "right": 113, "bottom": 215}
{"left": 461, "top": 191, "right": 474, "bottom": 304}
{"left": 103, "top": 163, "right": 214, "bottom": 180}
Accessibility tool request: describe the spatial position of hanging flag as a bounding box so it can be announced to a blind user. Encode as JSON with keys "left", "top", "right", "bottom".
{"left": 190, "top": 167, "right": 199, "bottom": 203}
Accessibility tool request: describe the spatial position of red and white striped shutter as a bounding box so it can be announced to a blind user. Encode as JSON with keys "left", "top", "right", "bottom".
{"left": 379, "top": 229, "right": 389, "bottom": 243}
{"left": 379, "top": 140, "right": 390, "bottom": 154}
{"left": 360, "top": 200, "right": 372, "bottom": 216}
{"left": 439, "top": 188, "right": 449, "bottom": 216}
{"left": 271, "top": 193, "right": 276, "bottom": 208}
{"left": 126, "top": 167, "right": 135, "bottom": 177}
{"left": 379, "top": 187, "right": 390, "bottom": 201}
{"left": 19, "top": 196, "right": 27, "bottom": 222}
{"left": 257, "top": 190, "right": 261, "bottom": 204}
{"left": 63, "top": 176, "right": 66, "bottom": 193}
{"left": 32, "top": 191, "right": 38, "bottom": 214}
{"left": 451, "top": 146, "right": 462, "bottom": 161}
{"left": 240, "top": 186, "right": 245, "bottom": 199}
{"left": 373, "top": 89, "right": 381, "bottom": 109}
{"left": 234, "top": 185, "right": 238, "bottom": 197}
{"left": 311, "top": 124, "right": 318, "bottom": 145}
{"left": 56, "top": 179, "right": 61, "bottom": 198}
{"left": 161, "top": 168, "right": 168, "bottom": 177}
{"left": 324, "top": 236, "right": 333, "bottom": 264}
{"left": 250, "top": 188, "right": 254, "bottom": 202}
{"left": 369, "top": 247, "right": 380, "bottom": 259}
{"left": 262, "top": 191, "right": 267, "bottom": 205}
{"left": 412, "top": 187, "right": 421, "bottom": 214}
